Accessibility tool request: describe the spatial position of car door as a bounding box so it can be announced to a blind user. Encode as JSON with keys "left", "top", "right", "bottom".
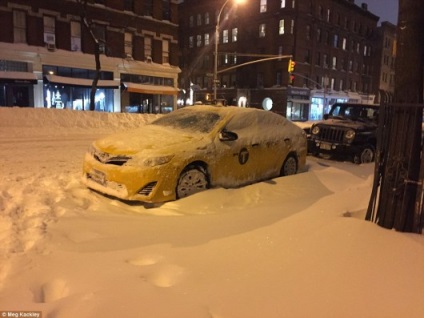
{"left": 251, "top": 112, "right": 290, "bottom": 179}
{"left": 212, "top": 111, "right": 264, "bottom": 187}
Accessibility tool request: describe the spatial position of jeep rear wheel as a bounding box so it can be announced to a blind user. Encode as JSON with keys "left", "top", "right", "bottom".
{"left": 354, "top": 146, "right": 375, "bottom": 164}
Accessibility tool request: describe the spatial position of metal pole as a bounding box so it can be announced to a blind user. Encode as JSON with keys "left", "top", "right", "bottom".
{"left": 214, "top": 0, "right": 230, "bottom": 102}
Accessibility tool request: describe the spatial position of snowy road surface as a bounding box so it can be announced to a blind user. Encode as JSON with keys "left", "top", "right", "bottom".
{"left": 0, "top": 107, "right": 423, "bottom": 318}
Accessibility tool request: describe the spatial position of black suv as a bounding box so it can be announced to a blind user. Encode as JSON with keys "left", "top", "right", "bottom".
{"left": 309, "top": 103, "right": 379, "bottom": 164}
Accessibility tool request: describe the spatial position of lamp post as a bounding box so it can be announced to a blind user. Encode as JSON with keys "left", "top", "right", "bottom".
{"left": 213, "top": 0, "right": 245, "bottom": 102}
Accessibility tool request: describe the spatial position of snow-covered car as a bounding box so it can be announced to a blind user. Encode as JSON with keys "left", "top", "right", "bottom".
{"left": 82, "top": 105, "right": 307, "bottom": 203}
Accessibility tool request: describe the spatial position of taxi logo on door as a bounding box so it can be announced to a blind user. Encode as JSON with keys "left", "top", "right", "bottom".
{"left": 238, "top": 148, "right": 249, "bottom": 165}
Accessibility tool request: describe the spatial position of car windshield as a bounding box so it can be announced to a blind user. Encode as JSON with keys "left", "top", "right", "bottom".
{"left": 330, "top": 105, "right": 378, "bottom": 122}
{"left": 151, "top": 109, "right": 222, "bottom": 134}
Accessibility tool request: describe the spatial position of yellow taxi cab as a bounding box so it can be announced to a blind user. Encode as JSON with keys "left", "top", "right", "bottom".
{"left": 82, "top": 105, "right": 307, "bottom": 203}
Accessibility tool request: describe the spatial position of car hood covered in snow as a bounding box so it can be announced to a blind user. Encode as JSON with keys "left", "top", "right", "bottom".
{"left": 320, "top": 118, "right": 377, "bottom": 131}
{"left": 93, "top": 124, "right": 209, "bottom": 156}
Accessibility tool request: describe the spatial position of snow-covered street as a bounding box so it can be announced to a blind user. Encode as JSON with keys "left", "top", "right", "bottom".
{"left": 0, "top": 107, "right": 423, "bottom": 318}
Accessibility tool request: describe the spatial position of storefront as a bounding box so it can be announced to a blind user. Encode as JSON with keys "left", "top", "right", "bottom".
{"left": 286, "top": 87, "right": 310, "bottom": 121}
{"left": 0, "top": 71, "right": 37, "bottom": 107}
{"left": 121, "top": 73, "right": 178, "bottom": 113}
{"left": 43, "top": 66, "right": 119, "bottom": 111}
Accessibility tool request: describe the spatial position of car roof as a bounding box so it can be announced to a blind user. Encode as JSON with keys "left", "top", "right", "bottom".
{"left": 180, "top": 105, "right": 270, "bottom": 116}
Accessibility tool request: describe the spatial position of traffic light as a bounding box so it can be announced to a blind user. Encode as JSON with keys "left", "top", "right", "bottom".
{"left": 289, "top": 74, "right": 295, "bottom": 84}
{"left": 288, "top": 59, "right": 296, "bottom": 73}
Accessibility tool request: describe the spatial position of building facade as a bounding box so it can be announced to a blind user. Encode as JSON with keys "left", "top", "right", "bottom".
{"left": 0, "top": 0, "right": 180, "bottom": 113}
{"left": 179, "top": 0, "right": 380, "bottom": 120}
{"left": 372, "top": 21, "right": 396, "bottom": 104}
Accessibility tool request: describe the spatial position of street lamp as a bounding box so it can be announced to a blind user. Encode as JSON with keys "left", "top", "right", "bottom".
{"left": 213, "top": 0, "right": 245, "bottom": 102}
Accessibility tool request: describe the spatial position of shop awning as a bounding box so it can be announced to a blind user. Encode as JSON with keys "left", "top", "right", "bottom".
{"left": 288, "top": 99, "right": 310, "bottom": 104}
{"left": 123, "top": 82, "right": 178, "bottom": 95}
{"left": 0, "top": 71, "right": 38, "bottom": 84}
{"left": 45, "top": 74, "right": 120, "bottom": 89}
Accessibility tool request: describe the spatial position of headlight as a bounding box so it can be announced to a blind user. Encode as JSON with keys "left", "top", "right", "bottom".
{"left": 143, "top": 155, "right": 174, "bottom": 167}
{"left": 345, "top": 129, "right": 356, "bottom": 140}
{"left": 311, "top": 126, "right": 320, "bottom": 135}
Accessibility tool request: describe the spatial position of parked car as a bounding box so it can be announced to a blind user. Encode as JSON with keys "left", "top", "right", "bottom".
{"left": 308, "top": 103, "right": 379, "bottom": 163}
{"left": 82, "top": 105, "right": 307, "bottom": 203}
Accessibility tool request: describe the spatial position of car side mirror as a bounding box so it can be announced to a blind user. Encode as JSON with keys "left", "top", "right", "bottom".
{"left": 219, "top": 129, "right": 238, "bottom": 141}
{"left": 323, "top": 114, "right": 329, "bottom": 120}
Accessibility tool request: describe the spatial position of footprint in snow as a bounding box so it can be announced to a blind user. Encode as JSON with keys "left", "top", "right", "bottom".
{"left": 145, "top": 264, "right": 186, "bottom": 288}
{"left": 126, "top": 254, "right": 163, "bottom": 266}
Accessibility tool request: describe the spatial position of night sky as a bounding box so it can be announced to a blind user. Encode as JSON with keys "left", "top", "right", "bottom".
{"left": 361, "top": 0, "right": 398, "bottom": 25}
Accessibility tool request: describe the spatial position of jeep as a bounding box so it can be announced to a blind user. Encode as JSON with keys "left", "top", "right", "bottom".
{"left": 309, "top": 103, "right": 379, "bottom": 164}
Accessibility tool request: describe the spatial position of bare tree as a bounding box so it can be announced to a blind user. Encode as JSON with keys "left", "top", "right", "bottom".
{"left": 77, "top": 0, "right": 102, "bottom": 111}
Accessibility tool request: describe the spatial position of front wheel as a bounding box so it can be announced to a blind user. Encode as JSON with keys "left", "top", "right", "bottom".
{"left": 353, "top": 145, "right": 375, "bottom": 164}
{"left": 280, "top": 155, "right": 298, "bottom": 176}
{"left": 176, "top": 165, "right": 209, "bottom": 199}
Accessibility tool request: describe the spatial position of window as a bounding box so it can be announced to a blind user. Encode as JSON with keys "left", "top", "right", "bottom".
{"left": 189, "top": 36, "right": 194, "bottom": 48}
{"left": 144, "top": 36, "right": 152, "bottom": 58}
{"left": 305, "top": 25, "right": 310, "bottom": 40}
{"left": 333, "top": 34, "right": 339, "bottom": 48}
{"left": 197, "top": 14, "right": 202, "bottom": 26}
{"left": 232, "top": 28, "right": 238, "bottom": 42}
{"left": 259, "top": 24, "right": 266, "bottom": 37}
{"left": 323, "top": 54, "right": 328, "bottom": 68}
{"left": 281, "top": 0, "right": 286, "bottom": 8}
{"left": 326, "top": 9, "right": 331, "bottom": 22}
{"left": 44, "top": 16, "right": 55, "bottom": 35}
{"left": 144, "top": 0, "right": 153, "bottom": 16}
{"left": 124, "top": 32, "right": 133, "bottom": 56}
{"left": 93, "top": 25, "right": 106, "bottom": 53}
{"left": 162, "top": 40, "right": 169, "bottom": 64}
{"left": 204, "top": 33, "right": 210, "bottom": 45}
{"left": 13, "top": 11, "right": 26, "bottom": 43}
{"left": 292, "top": 0, "right": 295, "bottom": 8}
{"left": 71, "top": 21, "right": 81, "bottom": 51}
{"left": 290, "top": 19, "right": 294, "bottom": 34}
{"left": 163, "top": 0, "right": 171, "bottom": 20}
{"left": 318, "top": 5, "right": 324, "bottom": 19}
{"left": 276, "top": 70, "right": 282, "bottom": 85}
{"left": 342, "top": 37, "right": 347, "bottom": 50}
{"left": 260, "top": 0, "right": 267, "bottom": 12}
{"left": 304, "top": 49, "right": 310, "bottom": 63}
{"left": 224, "top": 54, "right": 229, "bottom": 65}
{"left": 197, "top": 34, "right": 202, "bottom": 47}
{"left": 124, "top": 0, "right": 134, "bottom": 11}
{"left": 189, "top": 16, "right": 194, "bottom": 27}
{"left": 223, "top": 30, "right": 229, "bottom": 43}
{"left": 332, "top": 56, "right": 337, "bottom": 69}
{"left": 279, "top": 20, "right": 285, "bottom": 34}
{"left": 205, "top": 12, "right": 210, "bottom": 25}
{"left": 316, "top": 28, "right": 321, "bottom": 42}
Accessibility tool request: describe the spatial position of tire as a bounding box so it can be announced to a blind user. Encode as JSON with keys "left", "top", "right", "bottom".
{"left": 281, "top": 155, "right": 298, "bottom": 176}
{"left": 353, "top": 145, "right": 375, "bottom": 164}
{"left": 176, "top": 165, "right": 209, "bottom": 199}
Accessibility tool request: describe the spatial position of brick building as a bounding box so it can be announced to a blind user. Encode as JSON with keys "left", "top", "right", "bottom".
{"left": 373, "top": 21, "right": 396, "bottom": 104}
{"left": 179, "top": 0, "right": 380, "bottom": 120}
{"left": 0, "top": 0, "right": 180, "bottom": 112}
